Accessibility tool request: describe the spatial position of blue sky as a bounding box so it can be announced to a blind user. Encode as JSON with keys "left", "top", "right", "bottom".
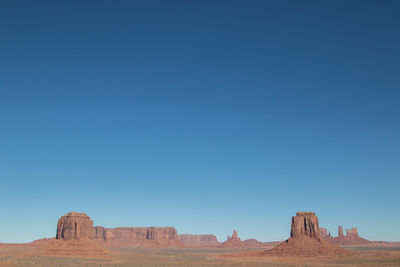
{"left": 0, "top": 0, "right": 399, "bottom": 243}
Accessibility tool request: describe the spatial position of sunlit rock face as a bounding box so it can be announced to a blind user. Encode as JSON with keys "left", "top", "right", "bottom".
{"left": 93, "top": 227, "right": 178, "bottom": 241}
{"left": 290, "top": 212, "right": 320, "bottom": 239}
{"left": 265, "top": 211, "right": 352, "bottom": 257}
{"left": 56, "top": 211, "right": 183, "bottom": 248}
{"left": 56, "top": 212, "right": 94, "bottom": 240}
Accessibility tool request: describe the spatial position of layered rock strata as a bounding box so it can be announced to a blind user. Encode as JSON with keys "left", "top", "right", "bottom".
{"left": 178, "top": 234, "right": 220, "bottom": 247}
{"left": 290, "top": 212, "right": 319, "bottom": 239}
{"left": 56, "top": 212, "right": 94, "bottom": 240}
{"left": 56, "top": 212, "right": 183, "bottom": 248}
{"left": 93, "top": 227, "right": 178, "bottom": 242}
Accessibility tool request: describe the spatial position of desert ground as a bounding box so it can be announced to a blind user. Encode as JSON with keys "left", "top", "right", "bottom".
{"left": 1, "top": 243, "right": 400, "bottom": 267}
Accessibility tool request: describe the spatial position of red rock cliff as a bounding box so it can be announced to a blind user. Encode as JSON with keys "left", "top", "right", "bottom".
{"left": 94, "top": 227, "right": 178, "bottom": 242}
{"left": 56, "top": 212, "right": 182, "bottom": 248}
{"left": 56, "top": 212, "right": 94, "bottom": 240}
{"left": 178, "top": 234, "right": 219, "bottom": 247}
{"left": 290, "top": 212, "right": 320, "bottom": 239}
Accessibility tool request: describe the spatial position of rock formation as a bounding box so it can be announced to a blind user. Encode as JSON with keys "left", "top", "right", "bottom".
{"left": 290, "top": 212, "right": 319, "bottom": 239}
{"left": 46, "top": 212, "right": 109, "bottom": 257}
{"left": 56, "top": 212, "right": 94, "bottom": 240}
{"left": 346, "top": 227, "right": 359, "bottom": 238}
{"left": 178, "top": 234, "right": 220, "bottom": 247}
{"left": 55, "top": 212, "right": 183, "bottom": 248}
{"left": 338, "top": 226, "right": 344, "bottom": 238}
{"left": 226, "top": 229, "right": 241, "bottom": 241}
{"left": 264, "top": 212, "right": 351, "bottom": 257}
{"left": 219, "top": 230, "right": 273, "bottom": 249}
{"left": 220, "top": 229, "right": 243, "bottom": 248}
{"left": 230, "top": 230, "right": 239, "bottom": 240}
{"left": 320, "top": 225, "right": 369, "bottom": 245}
{"left": 319, "top": 227, "right": 331, "bottom": 239}
{"left": 93, "top": 227, "right": 179, "bottom": 242}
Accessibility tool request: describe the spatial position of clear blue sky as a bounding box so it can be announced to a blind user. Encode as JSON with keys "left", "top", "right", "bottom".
{"left": 1, "top": 0, "right": 399, "bottom": 243}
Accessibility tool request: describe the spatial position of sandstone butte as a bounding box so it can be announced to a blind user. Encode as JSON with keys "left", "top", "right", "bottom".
{"left": 24, "top": 210, "right": 373, "bottom": 258}
{"left": 55, "top": 212, "right": 273, "bottom": 250}
{"left": 31, "top": 212, "right": 109, "bottom": 258}
{"left": 56, "top": 212, "right": 183, "bottom": 249}
{"left": 56, "top": 212, "right": 95, "bottom": 240}
{"left": 262, "top": 212, "right": 353, "bottom": 257}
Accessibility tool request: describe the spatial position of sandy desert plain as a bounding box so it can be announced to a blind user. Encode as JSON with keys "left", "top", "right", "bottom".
{"left": 0, "top": 211, "right": 400, "bottom": 267}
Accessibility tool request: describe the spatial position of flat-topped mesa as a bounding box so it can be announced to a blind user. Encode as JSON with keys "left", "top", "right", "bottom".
{"left": 290, "top": 211, "right": 320, "bottom": 239}
{"left": 55, "top": 211, "right": 183, "bottom": 248}
{"left": 296, "top": 212, "right": 316, "bottom": 216}
{"left": 93, "top": 226, "right": 180, "bottom": 243}
{"left": 179, "top": 234, "right": 219, "bottom": 247}
{"left": 56, "top": 212, "right": 94, "bottom": 240}
{"left": 265, "top": 211, "right": 352, "bottom": 257}
{"left": 147, "top": 227, "right": 178, "bottom": 240}
{"left": 66, "top": 212, "right": 88, "bottom": 217}
{"left": 109, "top": 227, "right": 177, "bottom": 241}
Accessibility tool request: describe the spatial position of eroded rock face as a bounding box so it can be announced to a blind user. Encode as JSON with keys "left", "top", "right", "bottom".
{"left": 178, "top": 234, "right": 219, "bottom": 247}
{"left": 346, "top": 227, "right": 359, "bottom": 238}
{"left": 228, "top": 229, "right": 240, "bottom": 241}
{"left": 56, "top": 212, "right": 183, "bottom": 248}
{"left": 290, "top": 212, "right": 320, "bottom": 239}
{"left": 56, "top": 212, "right": 94, "bottom": 240}
{"left": 94, "top": 227, "right": 178, "bottom": 242}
